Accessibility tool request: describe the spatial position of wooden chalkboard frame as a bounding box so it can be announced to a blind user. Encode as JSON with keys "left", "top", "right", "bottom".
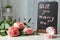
{"left": 37, "top": 2, "right": 58, "bottom": 33}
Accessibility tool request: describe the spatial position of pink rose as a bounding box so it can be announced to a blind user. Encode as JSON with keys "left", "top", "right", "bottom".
{"left": 7, "top": 27, "right": 19, "bottom": 37}
{"left": 14, "top": 22, "right": 24, "bottom": 30}
{"left": 23, "top": 28, "right": 33, "bottom": 35}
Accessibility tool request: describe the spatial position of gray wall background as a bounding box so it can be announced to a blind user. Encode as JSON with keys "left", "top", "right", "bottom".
{"left": 1, "top": 0, "right": 60, "bottom": 33}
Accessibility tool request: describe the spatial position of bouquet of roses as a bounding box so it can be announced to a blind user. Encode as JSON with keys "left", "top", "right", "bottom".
{"left": 0, "top": 17, "right": 38, "bottom": 37}
{"left": 7, "top": 22, "right": 33, "bottom": 37}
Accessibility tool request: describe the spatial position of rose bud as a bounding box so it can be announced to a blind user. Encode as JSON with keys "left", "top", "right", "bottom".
{"left": 46, "top": 27, "right": 56, "bottom": 35}
{"left": 14, "top": 22, "right": 24, "bottom": 30}
{"left": 7, "top": 27, "right": 19, "bottom": 37}
{"left": 23, "top": 28, "right": 33, "bottom": 35}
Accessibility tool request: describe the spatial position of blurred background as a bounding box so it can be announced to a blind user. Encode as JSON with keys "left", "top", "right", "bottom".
{"left": 0, "top": 0, "right": 60, "bottom": 34}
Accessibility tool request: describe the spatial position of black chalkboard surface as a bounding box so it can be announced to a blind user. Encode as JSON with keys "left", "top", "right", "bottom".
{"left": 37, "top": 2, "right": 58, "bottom": 33}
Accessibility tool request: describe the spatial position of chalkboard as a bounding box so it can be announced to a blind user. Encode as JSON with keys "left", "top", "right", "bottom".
{"left": 37, "top": 2, "right": 58, "bottom": 33}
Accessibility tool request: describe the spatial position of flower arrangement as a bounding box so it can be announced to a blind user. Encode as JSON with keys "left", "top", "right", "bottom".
{"left": 0, "top": 17, "right": 38, "bottom": 37}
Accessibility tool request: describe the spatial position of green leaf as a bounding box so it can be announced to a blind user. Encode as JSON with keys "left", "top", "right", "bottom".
{"left": 33, "top": 31, "right": 39, "bottom": 35}
{"left": 4, "top": 23, "right": 10, "bottom": 29}
{"left": 8, "top": 17, "right": 13, "bottom": 22}
{"left": 0, "top": 21, "right": 4, "bottom": 25}
{"left": 9, "top": 19, "right": 16, "bottom": 26}
{"left": 28, "top": 18, "right": 31, "bottom": 23}
{"left": 20, "top": 31, "right": 26, "bottom": 36}
{"left": 7, "top": 16, "right": 16, "bottom": 26}
{"left": 13, "top": 19, "right": 16, "bottom": 23}
{"left": 0, "top": 30, "right": 7, "bottom": 36}
{"left": 0, "top": 21, "right": 10, "bottom": 30}
{"left": 23, "top": 22, "right": 30, "bottom": 28}
{"left": 0, "top": 23, "right": 5, "bottom": 30}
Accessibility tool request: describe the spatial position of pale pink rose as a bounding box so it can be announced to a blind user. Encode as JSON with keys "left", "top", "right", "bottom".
{"left": 7, "top": 27, "right": 19, "bottom": 37}
{"left": 23, "top": 28, "right": 33, "bottom": 35}
{"left": 14, "top": 22, "right": 24, "bottom": 29}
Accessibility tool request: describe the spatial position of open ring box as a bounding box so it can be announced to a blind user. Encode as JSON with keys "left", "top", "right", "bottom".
{"left": 44, "top": 27, "right": 56, "bottom": 39}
